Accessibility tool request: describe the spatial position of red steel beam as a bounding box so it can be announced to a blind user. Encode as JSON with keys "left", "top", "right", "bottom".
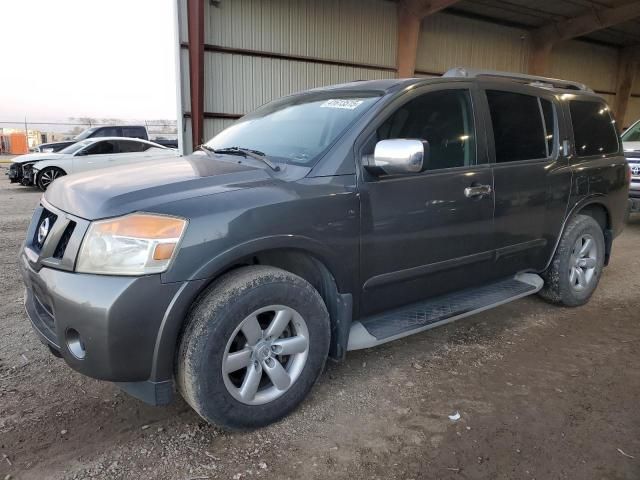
{"left": 187, "top": 0, "right": 205, "bottom": 149}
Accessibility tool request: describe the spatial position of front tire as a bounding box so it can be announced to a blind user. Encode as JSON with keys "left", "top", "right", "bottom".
{"left": 37, "top": 167, "right": 66, "bottom": 191}
{"left": 539, "top": 214, "right": 605, "bottom": 307}
{"left": 177, "top": 266, "right": 330, "bottom": 430}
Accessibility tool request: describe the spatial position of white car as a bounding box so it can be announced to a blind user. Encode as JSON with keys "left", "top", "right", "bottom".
{"left": 10, "top": 137, "right": 177, "bottom": 190}
{"left": 622, "top": 119, "right": 640, "bottom": 152}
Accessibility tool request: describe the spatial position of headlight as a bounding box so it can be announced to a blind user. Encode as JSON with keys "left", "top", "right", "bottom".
{"left": 76, "top": 213, "right": 187, "bottom": 275}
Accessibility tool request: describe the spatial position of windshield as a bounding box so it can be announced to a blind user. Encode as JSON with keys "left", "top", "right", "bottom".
{"left": 205, "top": 92, "right": 381, "bottom": 166}
{"left": 622, "top": 121, "right": 640, "bottom": 143}
{"left": 73, "top": 127, "right": 99, "bottom": 141}
{"left": 59, "top": 140, "right": 92, "bottom": 155}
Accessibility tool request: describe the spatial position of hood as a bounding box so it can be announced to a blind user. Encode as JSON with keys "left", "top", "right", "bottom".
{"left": 12, "top": 152, "right": 65, "bottom": 164}
{"left": 623, "top": 141, "right": 640, "bottom": 153}
{"left": 44, "top": 154, "right": 277, "bottom": 219}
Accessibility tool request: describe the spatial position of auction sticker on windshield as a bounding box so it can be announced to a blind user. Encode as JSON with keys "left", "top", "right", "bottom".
{"left": 320, "top": 99, "right": 365, "bottom": 110}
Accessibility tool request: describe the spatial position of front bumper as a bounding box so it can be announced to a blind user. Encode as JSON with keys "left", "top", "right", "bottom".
{"left": 7, "top": 163, "right": 21, "bottom": 183}
{"left": 20, "top": 253, "right": 184, "bottom": 404}
{"left": 19, "top": 199, "right": 209, "bottom": 405}
{"left": 7, "top": 163, "right": 36, "bottom": 185}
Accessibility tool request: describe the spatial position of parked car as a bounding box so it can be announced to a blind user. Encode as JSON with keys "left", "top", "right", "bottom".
{"left": 8, "top": 137, "right": 175, "bottom": 190}
{"left": 20, "top": 69, "right": 629, "bottom": 430}
{"left": 622, "top": 118, "right": 640, "bottom": 152}
{"left": 34, "top": 125, "right": 149, "bottom": 153}
{"left": 151, "top": 137, "right": 179, "bottom": 149}
{"left": 627, "top": 151, "right": 640, "bottom": 213}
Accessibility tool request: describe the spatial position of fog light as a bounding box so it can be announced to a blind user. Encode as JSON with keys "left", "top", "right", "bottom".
{"left": 66, "top": 328, "right": 86, "bottom": 360}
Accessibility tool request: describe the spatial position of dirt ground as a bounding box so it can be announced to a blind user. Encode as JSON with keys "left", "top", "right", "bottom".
{"left": 1, "top": 170, "right": 639, "bottom": 480}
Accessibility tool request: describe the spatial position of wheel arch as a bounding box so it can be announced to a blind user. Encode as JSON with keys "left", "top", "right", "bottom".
{"left": 35, "top": 162, "right": 67, "bottom": 174}
{"left": 545, "top": 196, "right": 613, "bottom": 271}
{"left": 151, "top": 245, "right": 354, "bottom": 382}
{"left": 219, "top": 248, "right": 353, "bottom": 362}
{"left": 36, "top": 164, "right": 67, "bottom": 190}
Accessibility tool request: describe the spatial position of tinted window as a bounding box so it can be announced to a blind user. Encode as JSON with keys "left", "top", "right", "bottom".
{"left": 83, "top": 140, "right": 116, "bottom": 155}
{"left": 487, "top": 90, "right": 546, "bottom": 162}
{"left": 122, "top": 127, "right": 146, "bottom": 139}
{"left": 570, "top": 101, "right": 619, "bottom": 156}
{"left": 93, "top": 127, "right": 119, "bottom": 137}
{"left": 206, "top": 93, "right": 380, "bottom": 166}
{"left": 60, "top": 140, "right": 92, "bottom": 154}
{"left": 373, "top": 89, "right": 476, "bottom": 170}
{"left": 117, "top": 140, "right": 146, "bottom": 153}
{"left": 74, "top": 127, "right": 99, "bottom": 140}
{"left": 541, "top": 98, "right": 555, "bottom": 156}
{"left": 622, "top": 121, "right": 640, "bottom": 142}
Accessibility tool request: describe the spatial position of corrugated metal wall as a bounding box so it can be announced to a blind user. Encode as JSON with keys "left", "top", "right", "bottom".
{"left": 416, "top": 13, "right": 529, "bottom": 74}
{"left": 204, "top": 0, "right": 396, "bottom": 67}
{"left": 549, "top": 41, "right": 618, "bottom": 94}
{"left": 198, "top": 0, "right": 397, "bottom": 140}
{"left": 203, "top": 53, "right": 394, "bottom": 115}
{"left": 177, "top": 0, "right": 639, "bottom": 149}
{"left": 628, "top": 98, "right": 640, "bottom": 128}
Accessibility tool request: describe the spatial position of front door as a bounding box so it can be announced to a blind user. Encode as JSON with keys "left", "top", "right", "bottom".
{"left": 358, "top": 86, "right": 495, "bottom": 317}
{"left": 73, "top": 139, "right": 119, "bottom": 172}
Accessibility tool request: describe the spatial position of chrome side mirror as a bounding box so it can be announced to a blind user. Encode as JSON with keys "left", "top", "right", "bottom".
{"left": 367, "top": 139, "right": 428, "bottom": 175}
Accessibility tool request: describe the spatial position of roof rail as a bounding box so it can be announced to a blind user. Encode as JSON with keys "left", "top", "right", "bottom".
{"left": 443, "top": 67, "right": 593, "bottom": 93}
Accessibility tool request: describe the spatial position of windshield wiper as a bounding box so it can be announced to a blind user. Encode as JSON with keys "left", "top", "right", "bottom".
{"left": 212, "top": 146, "right": 280, "bottom": 171}
{"left": 197, "top": 144, "right": 217, "bottom": 157}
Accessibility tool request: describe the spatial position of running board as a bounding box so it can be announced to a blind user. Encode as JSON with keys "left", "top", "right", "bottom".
{"left": 347, "top": 273, "right": 543, "bottom": 351}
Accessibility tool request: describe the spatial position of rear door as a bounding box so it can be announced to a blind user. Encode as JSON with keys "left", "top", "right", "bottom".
{"left": 110, "top": 139, "right": 150, "bottom": 166}
{"left": 479, "top": 85, "right": 572, "bottom": 276}
{"left": 357, "top": 84, "right": 496, "bottom": 316}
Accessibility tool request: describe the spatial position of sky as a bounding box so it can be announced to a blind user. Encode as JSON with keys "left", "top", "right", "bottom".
{"left": 0, "top": 0, "right": 177, "bottom": 122}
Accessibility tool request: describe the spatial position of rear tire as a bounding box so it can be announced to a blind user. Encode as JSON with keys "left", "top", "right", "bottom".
{"left": 176, "top": 266, "right": 330, "bottom": 430}
{"left": 539, "top": 214, "right": 605, "bottom": 307}
{"left": 37, "top": 167, "right": 66, "bottom": 191}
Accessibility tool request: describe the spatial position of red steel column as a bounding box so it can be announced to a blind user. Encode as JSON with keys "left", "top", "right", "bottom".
{"left": 187, "top": 0, "right": 205, "bottom": 148}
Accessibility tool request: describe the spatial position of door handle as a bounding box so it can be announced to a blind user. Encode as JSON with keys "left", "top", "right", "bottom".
{"left": 464, "top": 184, "right": 492, "bottom": 198}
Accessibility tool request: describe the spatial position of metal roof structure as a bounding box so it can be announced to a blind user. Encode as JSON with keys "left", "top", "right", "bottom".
{"left": 176, "top": 0, "right": 640, "bottom": 153}
{"left": 448, "top": 0, "right": 640, "bottom": 47}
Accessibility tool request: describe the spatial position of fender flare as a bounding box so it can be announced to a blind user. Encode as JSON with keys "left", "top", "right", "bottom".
{"left": 186, "top": 234, "right": 349, "bottom": 291}
{"left": 543, "top": 194, "right": 611, "bottom": 271}
{"left": 150, "top": 235, "right": 351, "bottom": 381}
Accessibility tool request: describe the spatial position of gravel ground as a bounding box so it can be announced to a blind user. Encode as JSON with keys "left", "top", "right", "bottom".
{"left": 1, "top": 169, "right": 639, "bottom": 480}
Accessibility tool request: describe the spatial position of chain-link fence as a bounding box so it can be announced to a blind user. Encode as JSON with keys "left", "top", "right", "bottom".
{"left": 0, "top": 119, "right": 178, "bottom": 153}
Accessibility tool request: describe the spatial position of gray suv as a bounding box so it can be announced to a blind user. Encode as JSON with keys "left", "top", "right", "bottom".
{"left": 20, "top": 69, "right": 630, "bottom": 429}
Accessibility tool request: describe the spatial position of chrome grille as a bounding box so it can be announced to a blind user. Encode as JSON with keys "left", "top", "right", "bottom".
{"left": 32, "top": 209, "right": 58, "bottom": 252}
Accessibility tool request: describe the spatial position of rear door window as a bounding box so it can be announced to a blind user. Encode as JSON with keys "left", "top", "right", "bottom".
{"left": 486, "top": 90, "right": 548, "bottom": 162}
{"left": 116, "top": 140, "right": 146, "bottom": 153}
{"left": 540, "top": 98, "right": 555, "bottom": 157}
{"left": 83, "top": 140, "right": 117, "bottom": 155}
{"left": 569, "top": 100, "right": 619, "bottom": 156}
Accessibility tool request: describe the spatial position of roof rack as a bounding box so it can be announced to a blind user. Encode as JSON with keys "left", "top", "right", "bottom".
{"left": 443, "top": 67, "right": 593, "bottom": 93}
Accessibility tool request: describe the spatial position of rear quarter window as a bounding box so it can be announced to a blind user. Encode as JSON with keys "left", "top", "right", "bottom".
{"left": 569, "top": 100, "right": 619, "bottom": 157}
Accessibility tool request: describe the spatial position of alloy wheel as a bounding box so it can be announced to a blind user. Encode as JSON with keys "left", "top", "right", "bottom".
{"left": 568, "top": 233, "right": 597, "bottom": 291}
{"left": 222, "top": 305, "right": 309, "bottom": 405}
{"left": 40, "top": 169, "right": 61, "bottom": 189}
